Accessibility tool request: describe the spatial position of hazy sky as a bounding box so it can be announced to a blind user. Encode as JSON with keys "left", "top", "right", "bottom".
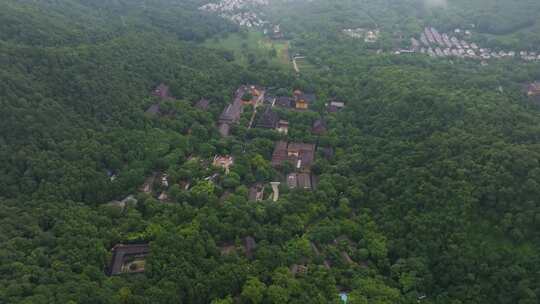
{"left": 424, "top": 0, "right": 447, "bottom": 8}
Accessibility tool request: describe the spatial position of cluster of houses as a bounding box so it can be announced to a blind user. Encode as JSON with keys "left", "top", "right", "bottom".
{"left": 272, "top": 141, "right": 316, "bottom": 190}
{"left": 264, "top": 24, "right": 284, "bottom": 40}
{"left": 199, "top": 0, "right": 269, "bottom": 28}
{"left": 257, "top": 107, "right": 289, "bottom": 134}
{"left": 266, "top": 90, "right": 316, "bottom": 110}
{"left": 106, "top": 234, "right": 400, "bottom": 304}
{"left": 405, "top": 27, "right": 540, "bottom": 63}
{"left": 107, "top": 84, "right": 347, "bottom": 277}
{"left": 199, "top": 0, "right": 268, "bottom": 13}
{"left": 342, "top": 28, "right": 380, "bottom": 43}
{"left": 141, "top": 83, "right": 344, "bottom": 204}
{"left": 218, "top": 85, "right": 265, "bottom": 136}
{"left": 218, "top": 86, "right": 320, "bottom": 137}
{"left": 217, "top": 85, "right": 347, "bottom": 197}
{"left": 108, "top": 236, "right": 257, "bottom": 275}
{"left": 107, "top": 235, "right": 360, "bottom": 278}
{"left": 527, "top": 82, "right": 540, "bottom": 100}
{"left": 218, "top": 86, "right": 321, "bottom": 194}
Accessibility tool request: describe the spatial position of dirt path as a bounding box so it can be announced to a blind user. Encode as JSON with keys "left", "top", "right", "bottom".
{"left": 293, "top": 58, "right": 300, "bottom": 73}
{"left": 248, "top": 107, "right": 258, "bottom": 129}
{"left": 292, "top": 56, "right": 304, "bottom": 73}
{"left": 247, "top": 93, "right": 265, "bottom": 129}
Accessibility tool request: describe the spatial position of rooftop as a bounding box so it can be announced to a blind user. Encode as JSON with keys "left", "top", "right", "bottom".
{"left": 528, "top": 82, "right": 540, "bottom": 96}
{"left": 109, "top": 244, "right": 150, "bottom": 276}
{"left": 275, "top": 96, "right": 293, "bottom": 108}
{"left": 256, "top": 107, "right": 279, "bottom": 129}
{"left": 272, "top": 141, "right": 316, "bottom": 172}
{"left": 312, "top": 119, "right": 327, "bottom": 135}
{"left": 297, "top": 93, "right": 316, "bottom": 103}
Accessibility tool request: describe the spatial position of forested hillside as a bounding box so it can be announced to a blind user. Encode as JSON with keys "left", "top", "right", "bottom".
{"left": 1, "top": 1, "right": 540, "bottom": 304}
{"left": 0, "top": 0, "right": 236, "bottom": 46}
{"left": 266, "top": 0, "right": 540, "bottom": 50}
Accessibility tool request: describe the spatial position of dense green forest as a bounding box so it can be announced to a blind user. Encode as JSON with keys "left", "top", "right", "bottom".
{"left": 1, "top": 0, "right": 540, "bottom": 304}
{"left": 265, "top": 0, "right": 540, "bottom": 50}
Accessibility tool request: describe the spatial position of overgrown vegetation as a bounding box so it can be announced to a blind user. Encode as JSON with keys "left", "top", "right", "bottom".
{"left": 1, "top": 1, "right": 540, "bottom": 304}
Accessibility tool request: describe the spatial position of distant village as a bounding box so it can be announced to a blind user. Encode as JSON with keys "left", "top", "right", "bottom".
{"left": 342, "top": 28, "right": 380, "bottom": 43}
{"left": 527, "top": 81, "right": 540, "bottom": 101}
{"left": 200, "top": 0, "right": 269, "bottom": 28}
{"left": 200, "top": 0, "right": 286, "bottom": 39}
{"left": 404, "top": 27, "right": 540, "bottom": 63}
{"left": 201, "top": 0, "right": 540, "bottom": 65}
{"left": 342, "top": 26, "right": 540, "bottom": 64}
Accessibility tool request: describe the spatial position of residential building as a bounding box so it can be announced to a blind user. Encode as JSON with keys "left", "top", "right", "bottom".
{"left": 287, "top": 143, "right": 316, "bottom": 171}
{"left": 264, "top": 95, "right": 276, "bottom": 105}
{"left": 213, "top": 155, "right": 234, "bottom": 174}
{"left": 327, "top": 101, "right": 345, "bottom": 112}
{"left": 241, "top": 85, "right": 265, "bottom": 106}
{"left": 271, "top": 141, "right": 315, "bottom": 171}
{"left": 528, "top": 82, "right": 540, "bottom": 97}
{"left": 160, "top": 174, "right": 169, "bottom": 188}
{"left": 271, "top": 141, "right": 289, "bottom": 167}
{"left": 287, "top": 172, "right": 312, "bottom": 190}
{"left": 275, "top": 96, "right": 293, "bottom": 108}
{"left": 218, "top": 88, "right": 246, "bottom": 136}
{"left": 276, "top": 120, "right": 289, "bottom": 134}
{"left": 294, "top": 93, "right": 315, "bottom": 110}
{"left": 287, "top": 173, "right": 298, "bottom": 189}
{"left": 364, "top": 30, "right": 379, "bottom": 43}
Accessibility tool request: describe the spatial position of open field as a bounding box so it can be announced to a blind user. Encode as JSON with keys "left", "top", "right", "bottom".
{"left": 204, "top": 31, "right": 291, "bottom": 67}
{"left": 294, "top": 57, "right": 318, "bottom": 74}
